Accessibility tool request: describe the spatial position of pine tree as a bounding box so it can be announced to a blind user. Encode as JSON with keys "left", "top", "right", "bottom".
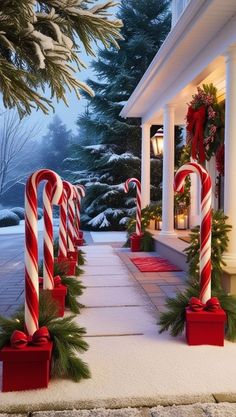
{"left": 64, "top": 0, "right": 171, "bottom": 230}
{"left": 40, "top": 115, "right": 72, "bottom": 174}
{"left": 0, "top": 1, "right": 122, "bottom": 116}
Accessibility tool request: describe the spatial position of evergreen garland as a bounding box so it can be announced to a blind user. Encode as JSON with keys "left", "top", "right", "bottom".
{"left": 184, "top": 210, "right": 232, "bottom": 289}
{"left": 158, "top": 210, "right": 236, "bottom": 341}
{"left": 0, "top": 293, "right": 91, "bottom": 381}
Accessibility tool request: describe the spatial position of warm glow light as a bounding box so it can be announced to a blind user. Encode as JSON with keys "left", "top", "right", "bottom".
{"left": 151, "top": 128, "right": 164, "bottom": 156}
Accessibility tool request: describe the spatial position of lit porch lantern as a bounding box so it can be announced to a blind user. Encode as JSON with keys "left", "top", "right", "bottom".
{"left": 175, "top": 203, "right": 189, "bottom": 230}
{"left": 151, "top": 128, "right": 164, "bottom": 156}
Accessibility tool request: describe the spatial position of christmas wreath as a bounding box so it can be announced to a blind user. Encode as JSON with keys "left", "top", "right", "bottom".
{"left": 186, "top": 83, "right": 224, "bottom": 163}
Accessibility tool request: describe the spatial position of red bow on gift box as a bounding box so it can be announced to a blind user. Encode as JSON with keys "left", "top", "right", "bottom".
{"left": 39, "top": 275, "right": 61, "bottom": 287}
{"left": 10, "top": 326, "right": 50, "bottom": 349}
{"left": 188, "top": 296, "right": 221, "bottom": 312}
{"left": 187, "top": 105, "right": 206, "bottom": 163}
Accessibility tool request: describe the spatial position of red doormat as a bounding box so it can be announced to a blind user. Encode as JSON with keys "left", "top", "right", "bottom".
{"left": 131, "top": 257, "right": 182, "bottom": 272}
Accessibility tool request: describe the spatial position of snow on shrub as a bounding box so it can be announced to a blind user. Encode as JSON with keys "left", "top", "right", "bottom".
{"left": 11, "top": 207, "right": 25, "bottom": 220}
{"left": 0, "top": 210, "right": 20, "bottom": 227}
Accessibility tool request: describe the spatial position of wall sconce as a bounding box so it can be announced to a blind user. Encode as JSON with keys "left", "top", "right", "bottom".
{"left": 151, "top": 128, "right": 164, "bottom": 156}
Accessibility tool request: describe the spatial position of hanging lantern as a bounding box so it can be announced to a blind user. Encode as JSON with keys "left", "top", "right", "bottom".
{"left": 151, "top": 128, "right": 164, "bottom": 156}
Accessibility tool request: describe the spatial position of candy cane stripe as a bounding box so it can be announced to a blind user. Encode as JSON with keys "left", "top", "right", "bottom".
{"left": 174, "top": 162, "right": 212, "bottom": 303}
{"left": 124, "top": 178, "right": 142, "bottom": 236}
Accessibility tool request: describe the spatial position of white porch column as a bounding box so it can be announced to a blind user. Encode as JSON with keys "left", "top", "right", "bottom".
{"left": 224, "top": 44, "right": 236, "bottom": 265}
{"left": 160, "top": 104, "right": 176, "bottom": 236}
{"left": 189, "top": 157, "right": 200, "bottom": 227}
{"left": 141, "top": 123, "right": 151, "bottom": 208}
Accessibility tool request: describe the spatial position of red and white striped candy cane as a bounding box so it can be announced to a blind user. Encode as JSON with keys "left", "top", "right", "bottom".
{"left": 25, "top": 169, "right": 63, "bottom": 336}
{"left": 124, "top": 178, "right": 142, "bottom": 236}
{"left": 63, "top": 181, "right": 75, "bottom": 252}
{"left": 43, "top": 176, "right": 63, "bottom": 290}
{"left": 74, "top": 184, "right": 85, "bottom": 235}
{"left": 58, "top": 188, "right": 68, "bottom": 259}
{"left": 174, "top": 162, "right": 212, "bottom": 303}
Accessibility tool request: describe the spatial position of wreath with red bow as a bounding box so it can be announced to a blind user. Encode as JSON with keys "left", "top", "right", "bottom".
{"left": 186, "top": 84, "right": 224, "bottom": 163}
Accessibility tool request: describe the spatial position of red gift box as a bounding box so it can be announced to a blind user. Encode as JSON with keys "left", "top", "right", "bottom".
{"left": 55, "top": 257, "right": 76, "bottom": 275}
{"left": 75, "top": 238, "right": 84, "bottom": 246}
{"left": 186, "top": 307, "right": 227, "bottom": 346}
{"left": 40, "top": 284, "right": 67, "bottom": 317}
{"left": 67, "top": 250, "right": 78, "bottom": 263}
{"left": 0, "top": 342, "right": 53, "bottom": 392}
{"left": 130, "top": 233, "right": 144, "bottom": 252}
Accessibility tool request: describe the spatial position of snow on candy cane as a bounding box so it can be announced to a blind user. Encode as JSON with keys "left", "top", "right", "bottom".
{"left": 25, "top": 169, "right": 63, "bottom": 336}
{"left": 43, "top": 177, "right": 63, "bottom": 290}
{"left": 74, "top": 184, "right": 85, "bottom": 235}
{"left": 124, "top": 178, "right": 142, "bottom": 236}
{"left": 174, "top": 162, "right": 212, "bottom": 303}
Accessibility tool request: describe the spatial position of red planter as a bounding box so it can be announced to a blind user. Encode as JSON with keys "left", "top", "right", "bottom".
{"left": 55, "top": 257, "right": 76, "bottom": 275}
{"left": 130, "top": 233, "right": 144, "bottom": 252}
{"left": 67, "top": 250, "right": 78, "bottom": 263}
{"left": 186, "top": 307, "right": 227, "bottom": 346}
{"left": 40, "top": 284, "right": 67, "bottom": 317}
{"left": 75, "top": 238, "right": 83, "bottom": 246}
{"left": 0, "top": 342, "right": 53, "bottom": 392}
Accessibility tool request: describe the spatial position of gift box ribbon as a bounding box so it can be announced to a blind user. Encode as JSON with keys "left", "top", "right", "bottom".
{"left": 10, "top": 326, "right": 50, "bottom": 349}
{"left": 188, "top": 296, "right": 221, "bottom": 312}
{"left": 39, "top": 275, "right": 62, "bottom": 287}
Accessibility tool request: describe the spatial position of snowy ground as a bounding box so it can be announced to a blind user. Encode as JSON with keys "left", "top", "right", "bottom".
{"left": 1, "top": 245, "right": 236, "bottom": 413}
{"left": 0, "top": 219, "right": 60, "bottom": 235}
{"left": 90, "top": 231, "right": 126, "bottom": 242}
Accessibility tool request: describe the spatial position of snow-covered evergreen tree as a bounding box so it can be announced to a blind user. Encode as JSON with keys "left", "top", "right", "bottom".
{"left": 0, "top": 1, "right": 122, "bottom": 116}
{"left": 64, "top": 0, "right": 172, "bottom": 230}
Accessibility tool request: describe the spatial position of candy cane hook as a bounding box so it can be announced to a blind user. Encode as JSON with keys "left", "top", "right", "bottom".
{"left": 124, "top": 178, "right": 142, "bottom": 236}
{"left": 174, "top": 162, "right": 212, "bottom": 303}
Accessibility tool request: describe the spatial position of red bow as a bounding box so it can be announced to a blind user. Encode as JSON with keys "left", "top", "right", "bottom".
{"left": 188, "top": 296, "right": 221, "bottom": 312}
{"left": 39, "top": 275, "right": 61, "bottom": 287}
{"left": 10, "top": 326, "right": 50, "bottom": 349}
{"left": 187, "top": 105, "right": 206, "bottom": 163}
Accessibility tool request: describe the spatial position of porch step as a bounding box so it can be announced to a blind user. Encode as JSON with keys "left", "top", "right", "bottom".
{"left": 150, "top": 230, "right": 189, "bottom": 272}
{"left": 150, "top": 229, "right": 236, "bottom": 296}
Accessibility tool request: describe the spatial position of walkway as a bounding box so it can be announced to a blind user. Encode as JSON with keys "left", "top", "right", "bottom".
{"left": 1, "top": 243, "right": 236, "bottom": 413}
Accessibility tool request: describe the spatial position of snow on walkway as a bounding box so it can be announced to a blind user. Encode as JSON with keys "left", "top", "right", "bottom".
{"left": 1, "top": 245, "right": 236, "bottom": 412}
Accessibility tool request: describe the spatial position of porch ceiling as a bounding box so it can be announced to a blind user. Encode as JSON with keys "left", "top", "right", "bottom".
{"left": 120, "top": 0, "right": 236, "bottom": 125}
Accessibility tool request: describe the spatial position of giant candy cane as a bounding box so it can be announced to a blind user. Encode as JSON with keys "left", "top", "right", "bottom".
{"left": 60, "top": 180, "right": 75, "bottom": 252}
{"left": 25, "top": 169, "right": 63, "bottom": 336}
{"left": 58, "top": 181, "right": 75, "bottom": 257}
{"left": 124, "top": 178, "right": 142, "bottom": 236}
{"left": 43, "top": 175, "right": 63, "bottom": 290}
{"left": 74, "top": 184, "right": 85, "bottom": 237}
{"left": 58, "top": 188, "right": 68, "bottom": 259}
{"left": 174, "top": 162, "right": 212, "bottom": 303}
